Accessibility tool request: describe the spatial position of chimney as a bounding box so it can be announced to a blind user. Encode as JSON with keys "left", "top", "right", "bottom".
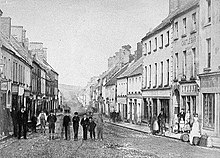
{"left": 136, "top": 42, "right": 142, "bottom": 61}
{"left": 11, "top": 26, "right": 24, "bottom": 43}
{"left": 43, "top": 48, "right": 47, "bottom": 61}
{"left": 0, "top": 17, "right": 11, "bottom": 39}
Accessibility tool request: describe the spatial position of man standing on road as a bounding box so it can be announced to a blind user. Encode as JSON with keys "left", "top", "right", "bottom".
{"left": 96, "top": 113, "right": 104, "bottom": 141}
{"left": 80, "top": 114, "right": 89, "bottom": 140}
{"left": 63, "top": 110, "right": 71, "bottom": 140}
{"left": 47, "top": 110, "right": 57, "bottom": 140}
{"left": 72, "top": 112, "right": 80, "bottom": 141}
{"left": 17, "top": 107, "right": 28, "bottom": 139}
{"left": 158, "top": 109, "right": 166, "bottom": 135}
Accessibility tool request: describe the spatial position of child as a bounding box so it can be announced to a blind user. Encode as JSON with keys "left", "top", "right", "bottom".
{"left": 88, "top": 117, "right": 96, "bottom": 140}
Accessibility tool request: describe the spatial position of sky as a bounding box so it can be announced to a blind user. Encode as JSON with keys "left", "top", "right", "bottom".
{"left": 0, "top": 0, "right": 169, "bottom": 87}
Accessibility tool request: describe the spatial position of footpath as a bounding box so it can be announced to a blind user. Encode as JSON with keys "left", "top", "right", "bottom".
{"left": 105, "top": 119, "right": 220, "bottom": 149}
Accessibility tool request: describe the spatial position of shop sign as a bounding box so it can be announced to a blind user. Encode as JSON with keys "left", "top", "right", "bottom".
{"left": 12, "top": 85, "right": 18, "bottom": 93}
{"left": 180, "top": 84, "right": 198, "bottom": 95}
{"left": 181, "top": 35, "right": 196, "bottom": 46}
{"left": 201, "top": 75, "right": 220, "bottom": 88}
{"left": 18, "top": 86, "right": 24, "bottom": 96}
{"left": 1, "top": 82, "right": 8, "bottom": 91}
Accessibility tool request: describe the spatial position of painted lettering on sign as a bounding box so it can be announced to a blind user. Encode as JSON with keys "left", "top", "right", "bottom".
{"left": 181, "top": 84, "right": 197, "bottom": 94}
{"left": 201, "top": 75, "right": 220, "bottom": 88}
{"left": 181, "top": 35, "right": 196, "bottom": 46}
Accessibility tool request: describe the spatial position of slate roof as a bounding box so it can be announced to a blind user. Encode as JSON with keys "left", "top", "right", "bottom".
{"left": 0, "top": 32, "right": 31, "bottom": 66}
{"left": 105, "top": 64, "right": 129, "bottom": 87}
{"left": 142, "top": 0, "right": 199, "bottom": 41}
{"left": 117, "top": 56, "right": 144, "bottom": 79}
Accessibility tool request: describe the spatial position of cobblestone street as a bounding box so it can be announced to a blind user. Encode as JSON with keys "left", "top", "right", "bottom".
{"left": 0, "top": 122, "right": 220, "bottom": 158}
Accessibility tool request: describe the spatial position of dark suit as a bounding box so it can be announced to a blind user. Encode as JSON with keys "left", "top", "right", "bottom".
{"left": 72, "top": 116, "right": 80, "bottom": 140}
{"left": 17, "top": 110, "right": 28, "bottom": 139}
{"left": 80, "top": 117, "right": 89, "bottom": 140}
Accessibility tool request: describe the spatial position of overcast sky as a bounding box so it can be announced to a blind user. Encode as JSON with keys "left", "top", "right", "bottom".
{"left": 0, "top": 0, "right": 169, "bottom": 87}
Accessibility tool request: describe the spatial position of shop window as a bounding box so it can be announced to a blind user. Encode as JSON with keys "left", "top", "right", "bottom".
{"left": 203, "top": 93, "right": 215, "bottom": 129}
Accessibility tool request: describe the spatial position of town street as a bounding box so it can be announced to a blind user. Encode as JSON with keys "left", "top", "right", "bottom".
{"left": 0, "top": 122, "right": 220, "bottom": 158}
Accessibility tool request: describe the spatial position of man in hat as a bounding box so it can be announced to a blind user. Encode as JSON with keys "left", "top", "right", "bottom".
{"left": 80, "top": 114, "right": 89, "bottom": 140}
{"left": 72, "top": 112, "right": 80, "bottom": 141}
{"left": 17, "top": 107, "right": 28, "bottom": 139}
{"left": 47, "top": 110, "right": 57, "bottom": 140}
{"left": 63, "top": 110, "right": 71, "bottom": 140}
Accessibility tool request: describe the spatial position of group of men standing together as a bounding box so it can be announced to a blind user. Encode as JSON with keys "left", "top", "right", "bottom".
{"left": 11, "top": 107, "right": 104, "bottom": 142}
{"left": 62, "top": 112, "right": 104, "bottom": 141}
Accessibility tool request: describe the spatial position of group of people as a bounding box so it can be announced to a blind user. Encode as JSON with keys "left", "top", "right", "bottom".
{"left": 151, "top": 109, "right": 167, "bottom": 135}
{"left": 62, "top": 111, "right": 104, "bottom": 141}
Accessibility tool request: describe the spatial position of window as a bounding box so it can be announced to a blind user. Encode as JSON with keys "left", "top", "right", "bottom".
{"left": 192, "top": 13, "right": 197, "bottom": 30}
{"left": 149, "top": 65, "right": 151, "bottom": 88}
{"left": 207, "top": 0, "right": 211, "bottom": 23}
{"left": 203, "top": 93, "right": 215, "bottom": 129}
{"left": 144, "top": 43, "right": 147, "bottom": 54}
{"left": 166, "top": 31, "right": 170, "bottom": 46}
{"left": 183, "top": 51, "right": 186, "bottom": 76}
{"left": 154, "top": 37, "right": 157, "bottom": 51}
{"left": 192, "top": 48, "right": 196, "bottom": 78}
{"left": 207, "top": 38, "right": 211, "bottom": 68}
{"left": 183, "top": 18, "right": 186, "bottom": 35}
{"left": 13, "top": 62, "right": 15, "bottom": 82}
{"left": 167, "top": 59, "right": 169, "bottom": 85}
{"left": 15, "top": 63, "right": 18, "bottom": 82}
{"left": 175, "top": 53, "right": 178, "bottom": 79}
{"left": 161, "top": 61, "right": 163, "bottom": 86}
{"left": 145, "top": 66, "right": 147, "bottom": 87}
{"left": 174, "top": 22, "right": 178, "bottom": 39}
{"left": 149, "top": 41, "right": 152, "bottom": 54}
{"left": 154, "top": 63, "right": 157, "bottom": 87}
{"left": 160, "top": 34, "right": 163, "bottom": 49}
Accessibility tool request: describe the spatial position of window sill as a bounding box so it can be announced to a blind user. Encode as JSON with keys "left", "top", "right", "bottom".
{"left": 153, "top": 85, "right": 157, "bottom": 88}
{"left": 181, "top": 34, "right": 187, "bottom": 38}
{"left": 165, "top": 43, "right": 169, "bottom": 47}
{"left": 159, "top": 46, "right": 163, "bottom": 49}
{"left": 190, "top": 30, "right": 197, "bottom": 35}
{"left": 203, "top": 67, "right": 211, "bottom": 72}
{"left": 203, "top": 22, "right": 211, "bottom": 28}
{"left": 153, "top": 48, "right": 157, "bottom": 52}
{"left": 173, "top": 37, "right": 178, "bottom": 41}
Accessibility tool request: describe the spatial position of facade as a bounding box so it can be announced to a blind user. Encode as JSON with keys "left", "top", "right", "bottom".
{"left": 172, "top": 0, "right": 200, "bottom": 131}
{"left": 198, "top": 0, "right": 220, "bottom": 139}
{"left": 104, "top": 64, "right": 129, "bottom": 116}
{"left": 141, "top": 16, "right": 172, "bottom": 127}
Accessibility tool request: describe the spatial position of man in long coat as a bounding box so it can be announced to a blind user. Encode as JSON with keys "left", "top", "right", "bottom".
{"left": 72, "top": 112, "right": 80, "bottom": 141}
{"left": 80, "top": 114, "right": 89, "bottom": 140}
{"left": 17, "top": 107, "right": 28, "bottom": 139}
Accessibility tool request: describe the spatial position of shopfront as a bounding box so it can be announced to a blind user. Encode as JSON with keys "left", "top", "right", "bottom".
{"left": 199, "top": 72, "right": 220, "bottom": 137}
{"left": 180, "top": 82, "right": 198, "bottom": 118}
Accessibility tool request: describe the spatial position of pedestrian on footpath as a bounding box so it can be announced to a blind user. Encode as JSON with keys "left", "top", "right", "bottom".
{"left": 47, "top": 110, "right": 57, "bottom": 140}
{"left": 72, "top": 112, "right": 80, "bottom": 141}
{"left": 88, "top": 117, "right": 96, "bottom": 140}
{"left": 17, "top": 107, "right": 28, "bottom": 139}
{"left": 178, "top": 108, "right": 185, "bottom": 133}
{"left": 31, "top": 114, "right": 38, "bottom": 133}
{"left": 63, "top": 110, "right": 71, "bottom": 140}
{"left": 151, "top": 114, "right": 159, "bottom": 135}
{"left": 80, "top": 114, "right": 89, "bottom": 140}
{"left": 11, "top": 108, "right": 18, "bottom": 137}
{"left": 96, "top": 113, "right": 104, "bottom": 141}
{"left": 158, "top": 109, "right": 166, "bottom": 135}
{"left": 38, "top": 110, "right": 47, "bottom": 134}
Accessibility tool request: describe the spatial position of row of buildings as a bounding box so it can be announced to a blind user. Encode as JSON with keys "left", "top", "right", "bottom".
{"left": 83, "top": 0, "right": 220, "bottom": 141}
{"left": 0, "top": 11, "right": 60, "bottom": 136}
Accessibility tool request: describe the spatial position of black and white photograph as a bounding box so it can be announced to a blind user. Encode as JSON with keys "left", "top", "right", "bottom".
{"left": 0, "top": 0, "right": 220, "bottom": 157}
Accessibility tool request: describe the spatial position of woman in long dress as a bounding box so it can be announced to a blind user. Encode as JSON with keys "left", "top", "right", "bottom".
{"left": 189, "top": 113, "right": 200, "bottom": 144}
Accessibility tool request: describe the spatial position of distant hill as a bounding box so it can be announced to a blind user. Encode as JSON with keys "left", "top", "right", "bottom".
{"left": 59, "top": 84, "right": 85, "bottom": 114}
{"left": 59, "top": 84, "right": 82, "bottom": 101}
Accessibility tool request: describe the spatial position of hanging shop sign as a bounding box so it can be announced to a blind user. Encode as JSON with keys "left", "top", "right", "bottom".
{"left": 18, "top": 86, "right": 24, "bottom": 96}
{"left": 1, "top": 82, "right": 8, "bottom": 91}
{"left": 180, "top": 83, "right": 198, "bottom": 95}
